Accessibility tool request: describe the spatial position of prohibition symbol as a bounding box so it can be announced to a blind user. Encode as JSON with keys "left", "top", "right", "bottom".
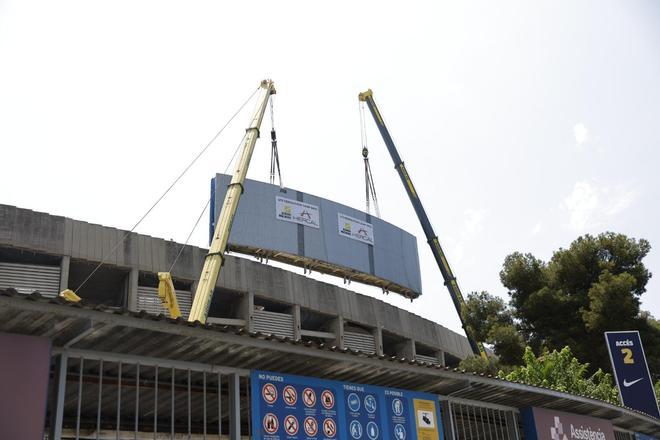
{"left": 321, "top": 390, "right": 335, "bottom": 409}
{"left": 323, "top": 418, "right": 337, "bottom": 437}
{"left": 284, "top": 415, "right": 299, "bottom": 435}
{"left": 304, "top": 417, "right": 318, "bottom": 436}
{"left": 283, "top": 385, "right": 298, "bottom": 406}
{"left": 262, "top": 383, "right": 277, "bottom": 405}
{"left": 303, "top": 387, "right": 317, "bottom": 407}
{"left": 263, "top": 413, "right": 278, "bottom": 434}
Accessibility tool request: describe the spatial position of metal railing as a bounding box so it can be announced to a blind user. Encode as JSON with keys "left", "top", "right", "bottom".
{"left": 46, "top": 350, "right": 250, "bottom": 440}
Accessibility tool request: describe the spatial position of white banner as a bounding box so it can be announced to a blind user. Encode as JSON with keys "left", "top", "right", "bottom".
{"left": 275, "top": 196, "right": 320, "bottom": 229}
{"left": 338, "top": 213, "right": 374, "bottom": 245}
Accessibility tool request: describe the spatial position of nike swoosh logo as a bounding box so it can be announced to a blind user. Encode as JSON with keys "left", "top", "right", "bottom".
{"left": 623, "top": 378, "right": 643, "bottom": 387}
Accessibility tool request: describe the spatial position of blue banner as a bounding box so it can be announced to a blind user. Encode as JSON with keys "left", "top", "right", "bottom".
{"left": 604, "top": 331, "right": 660, "bottom": 418}
{"left": 251, "top": 370, "right": 443, "bottom": 440}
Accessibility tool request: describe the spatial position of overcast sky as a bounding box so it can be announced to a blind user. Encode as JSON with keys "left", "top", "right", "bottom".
{"left": 1, "top": 1, "right": 659, "bottom": 336}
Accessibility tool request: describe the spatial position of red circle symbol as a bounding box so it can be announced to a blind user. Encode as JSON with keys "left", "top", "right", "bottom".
{"left": 263, "top": 413, "right": 279, "bottom": 434}
{"left": 283, "top": 385, "right": 298, "bottom": 406}
{"left": 321, "top": 390, "right": 335, "bottom": 409}
{"left": 284, "top": 415, "right": 299, "bottom": 435}
{"left": 304, "top": 417, "right": 318, "bottom": 436}
{"left": 303, "top": 387, "right": 317, "bottom": 407}
{"left": 262, "top": 383, "right": 277, "bottom": 405}
{"left": 323, "top": 418, "right": 337, "bottom": 437}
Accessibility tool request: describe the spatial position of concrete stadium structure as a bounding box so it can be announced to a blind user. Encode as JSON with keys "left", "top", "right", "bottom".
{"left": 0, "top": 203, "right": 658, "bottom": 439}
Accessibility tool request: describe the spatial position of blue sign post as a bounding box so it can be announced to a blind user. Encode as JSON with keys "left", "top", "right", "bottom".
{"left": 251, "top": 370, "right": 443, "bottom": 440}
{"left": 604, "top": 331, "right": 659, "bottom": 418}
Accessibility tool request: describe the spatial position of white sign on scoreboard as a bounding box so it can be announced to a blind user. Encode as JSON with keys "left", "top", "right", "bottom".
{"left": 275, "top": 196, "right": 320, "bottom": 229}
{"left": 337, "top": 213, "right": 375, "bottom": 245}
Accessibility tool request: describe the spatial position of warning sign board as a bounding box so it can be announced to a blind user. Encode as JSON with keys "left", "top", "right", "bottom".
{"left": 262, "top": 383, "right": 277, "bottom": 405}
{"left": 303, "top": 387, "right": 316, "bottom": 407}
{"left": 413, "top": 399, "right": 439, "bottom": 440}
{"left": 284, "top": 415, "right": 299, "bottom": 435}
{"left": 251, "top": 370, "right": 442, "bottom": 440}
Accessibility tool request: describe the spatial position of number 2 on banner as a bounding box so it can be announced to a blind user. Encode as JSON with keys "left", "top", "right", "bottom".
{"left": 621, "top": 348, "right": 635, "bottom": 364}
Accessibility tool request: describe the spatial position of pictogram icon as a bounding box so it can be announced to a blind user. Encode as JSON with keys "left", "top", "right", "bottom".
{"left": 303, "top": 387, "right": 317, "bottom": 407}
{"left": 262, "top": 383, "right": 277, "bottom": 405}
{"left": 284, "top": 415, "right": 299, "bottom": 435}
{"left": 321, "top": 389, "right": 335, "bottom": 409}
{"left": 283, "top": 385, "right": 298, "bottom": 406}
{"left": 263, "top": 413, "right": 278, "bottom": 434}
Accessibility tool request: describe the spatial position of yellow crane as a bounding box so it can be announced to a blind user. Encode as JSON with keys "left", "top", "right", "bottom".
{"left": 182, "top": 79, "right": 276, "bottom": 323}
{"left": 61, "top": 79, "right": 276, "bottom": 324}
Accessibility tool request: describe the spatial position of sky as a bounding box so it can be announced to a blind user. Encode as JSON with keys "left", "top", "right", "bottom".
{"left": 1, "top": 0, "right": 659, "bottom": 336}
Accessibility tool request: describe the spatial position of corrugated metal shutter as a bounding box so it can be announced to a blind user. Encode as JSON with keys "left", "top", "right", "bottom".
{"left": 253, "top": 310, "right": 294, "bottom": 338}
{"left": 0, "top": 262, "right": 60, "bottom": 297}
{"left": 344, "top": 331, "right": 376, "bottom": 354}
{"left": 415, "top": 354, "right": 441, "bottom": 365}
{"left": 136, "top": 286, "right": 192, "bottom": 319}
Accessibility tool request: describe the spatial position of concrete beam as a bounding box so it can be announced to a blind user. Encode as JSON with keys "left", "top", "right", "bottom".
{"left": 127, "top": 268, "right": 138, "bottom": 312}
{"left": 59, "top": 255, "right": 70, "bottom": 292}
{"left": 292, "top": 304, "right": 301, "bottom": 341}
{"left": 372, "top": 324, "right": 384, "bottom": 356}
{"left": 331, "top": 316, "right": 344, "bottom": 349}
{"left": 239, "top": 292, "right": 254, "bottom": 333}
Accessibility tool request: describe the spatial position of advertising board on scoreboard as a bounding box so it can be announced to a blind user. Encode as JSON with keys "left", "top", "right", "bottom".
{"left": 251, "top": 370, "right": 443, "bottom": 440}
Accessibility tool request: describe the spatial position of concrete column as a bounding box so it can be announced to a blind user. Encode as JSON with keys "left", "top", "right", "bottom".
{"left": 228, "top": 373, "right": 241, "bottom": 440}
{"left": 372, "top": 324, "right": 384, "bottom": 356}
{"left": 435, "top": 350, "right": 446, "bottom": 366}
{"left": 239, "top": 291, "right": 254, "bottom": 333}
{"left": 48, "top": 353, "right": 68, "bottom": 440}
{"left": 58, "top": 255, "right": 70, "bottom": 292}
{"left": 126, "top": 268, "right": 139, "bottom": 312}
{"left": 331, "top": 316, "right": 344, "bottom": 349}
{"left": 396, "top": 339, "right": 416, "bottom": 360}
{"left": 292, "top": 304, "right": 301, "bottom": 341}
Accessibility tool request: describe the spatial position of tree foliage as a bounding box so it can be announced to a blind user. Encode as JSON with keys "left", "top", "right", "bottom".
{"left": 499, "top": 346, "right": 620, "bottom": 405}
{"left": 486, "top": 232, "right": 657, "bottom": 373}
{"left": 462, "top": 292, "right": 524, "bottom": 365}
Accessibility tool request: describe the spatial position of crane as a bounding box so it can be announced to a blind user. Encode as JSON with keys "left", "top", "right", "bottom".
{"left": 358, "top": 89, "right": 488, "bottom": 360}
{"left": 160, "top": 79, "right": 276, "bottom": 323}
{"left": 59, "top": 80, "right": 276, "bottom": 324}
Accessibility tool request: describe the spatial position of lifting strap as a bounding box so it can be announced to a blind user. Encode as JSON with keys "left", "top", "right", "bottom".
{"left": 360, "top": 101, "right": 381, "bottom": 217}
{"left": 269, "top": 96, "right": 283, "bottom": 188}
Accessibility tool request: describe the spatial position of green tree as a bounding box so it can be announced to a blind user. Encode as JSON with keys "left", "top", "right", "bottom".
{"left": 499, "top": 346, "right": 620, "bottom": 405}
{"left": 498, "top": 232, "right": 657, "bottom": 373}
{"left": 462, "top": 291, "right": 524, "bottom": 365}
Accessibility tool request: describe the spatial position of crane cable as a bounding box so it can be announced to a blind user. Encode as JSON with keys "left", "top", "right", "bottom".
{"left": 360, "top": 101, "right": 381, "bottom": 218}
{"left": 269, "top": 96, "right": 283, "bottom": 188}
{"left": 168, "top": 131, "right": 249, "bottom": 273}
{"left": 73, "top": 87, "right": 260, "bottom": 294}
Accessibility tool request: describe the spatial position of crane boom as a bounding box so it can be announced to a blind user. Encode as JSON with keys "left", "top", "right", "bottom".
{"left": 186, "top": 79, "right": 276, "bottom": 323}
{"left": 358, "top": 89, "right": 488, "bottom": 360}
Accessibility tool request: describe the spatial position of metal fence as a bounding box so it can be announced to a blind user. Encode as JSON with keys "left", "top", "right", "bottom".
{"left": 45, "top": 350, "right": 250, "bottom": 440}
{"left": 444, "top": 399, "right": 522, "bottom": 440}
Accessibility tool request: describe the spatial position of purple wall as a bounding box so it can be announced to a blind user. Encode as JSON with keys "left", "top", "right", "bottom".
{"left": 0, "top": 333, "right": 52, "bottom": 440}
